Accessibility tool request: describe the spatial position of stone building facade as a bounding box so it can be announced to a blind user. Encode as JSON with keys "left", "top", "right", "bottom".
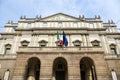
{"left": 0, "top": 13, "right": 120, "bottom": 80}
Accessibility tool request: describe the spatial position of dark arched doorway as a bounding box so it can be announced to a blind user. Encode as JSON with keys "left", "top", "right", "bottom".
{"left": 26, "top": 57, "right": 40, "bottom": 80}
{"left": 52, "top": 57, "right": 68, "bottom": 80}
{"left": 80, "top": 57, "right": 97, "bottom": 80}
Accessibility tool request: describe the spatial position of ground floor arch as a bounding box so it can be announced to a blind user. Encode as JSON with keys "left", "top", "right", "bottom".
{"left": 52, "top": 57, "right": 68, "bottom": 80}
{"left": 80, "top": 57, "right": 97, "bottom": 80}
{"left": 26, "top": 57, "right": 41, "bottom": 80}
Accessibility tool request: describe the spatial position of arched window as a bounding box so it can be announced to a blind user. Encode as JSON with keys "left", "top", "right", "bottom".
{"left": 21, "top": 40, "right": 30, "bottom": 47}
{"left": 80, "top": 57, "right": 97, "bottom": 80}
{"left": 26, "top": 57, "right": 41, "bottom": 80}
{"left": 39, "top": 40, "right": 48, "bottom": 47}
{"left": 72, "top": 40, "right": 81, "bottom": 47}
{"left": 4, "top": 44, "right": 11, "bottom": 54}
{"left": 110, "top": 44, "right": 117, "bottom": 54}
{"left": 91, "top": 40, "right": 100, "bottom": 47}
{"left": 52, "top": 57, "right": 68, "bottom": 80}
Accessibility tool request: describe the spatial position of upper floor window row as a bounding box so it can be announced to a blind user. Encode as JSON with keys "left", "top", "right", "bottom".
{"left": 21, "top": 40, "right": 48, "bottom": 47}
{"left": 20, "top": 39, "right": 101, "bottom": 47}
{"left": 42, "top": 22, "right": 78, "bottom": 27}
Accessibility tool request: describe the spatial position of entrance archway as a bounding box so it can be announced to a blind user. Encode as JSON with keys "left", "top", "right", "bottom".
{"left": 52, "top": 57, "right": 68, "bottom": 80}
{"left": 80, "top": 57, "right": 97, "bottom": 80}
{"left": 26, "top": 57, "right": 40, "bottom": 80}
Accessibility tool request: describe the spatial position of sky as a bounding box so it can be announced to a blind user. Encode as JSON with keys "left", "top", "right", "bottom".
{"left": 0, "top": 0, "right": 120, "bottom": 32}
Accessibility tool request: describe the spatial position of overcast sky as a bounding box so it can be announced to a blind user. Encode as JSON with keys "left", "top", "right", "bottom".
{"left": 0, "top": 0, "right": 120, "bottom": 31}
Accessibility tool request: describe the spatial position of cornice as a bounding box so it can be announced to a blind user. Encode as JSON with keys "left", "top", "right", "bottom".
{"left": 105, "top": 33, "right": 120, "bottom": 35}
{"left": 5, "top": 25, "right": 17, "bottom": 28}
{"left": 0, "top": 28, "right": 119, "bottom": 36}
{"left": 0, "top": 33, "right": 15, "bottom": 35}
{"left": 17, "top": 51, "right": 104, "bottom": 54}
{"left": 99, "top": 32, "right": 120, "bottom": 35}
{"left": 15, "top": 27, "right": 107, "bottom": 31}
{"left": 41, "top": 13, "right": 79, "bottom": 20}
{"left": 18, "top": 19, "right": 103, "bottom": 23}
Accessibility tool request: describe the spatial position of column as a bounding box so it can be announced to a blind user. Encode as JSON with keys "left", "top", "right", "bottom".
{"left": 100, "top": 35, "right": 109, "bottom": 54}
{"left": 104, "top": 35, "right": 111, "bottom": 54}
{"left": 11, "top": 35, "right": 19, "bottom": 54}
{"left": 92, "top": 66, "right": 96, "bottom": 80}
{"left": 27, "top": 66, "right": 35, "bottom": 80}
{"left": 115, "top": 39, "right": 120, "bottom": 54}
{"left": 12, "top": 55, "right": 27, "bottom": 80}
{"left": 69, "top": 34, "right": 71, "bottom": 46}
{"left": 82, "top": 34, "right": 87, "bottom": 49}
{"left": 40, "top": 59, "right": 53, "bottom": 80}
{"left": 0, "top": 38, "right": 5, "bottom": 54}
{"left": 89, "top": 70, "right": 92, "bottom": 80}
{"left": 68, "top": 60, "right": 80, "bottom": 80}
{"left": 85, "top": 34, "right": 90, "bottom": 46}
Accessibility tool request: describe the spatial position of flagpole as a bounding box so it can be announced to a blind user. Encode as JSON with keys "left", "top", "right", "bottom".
{"left": 57, "top": 21, "right": 63, "bottom": 47}
{"left": 59, "top": 21, "right": 62, "bottom": 47}
{"left": 60, "top": 22, "right": 63, "bottom": 47}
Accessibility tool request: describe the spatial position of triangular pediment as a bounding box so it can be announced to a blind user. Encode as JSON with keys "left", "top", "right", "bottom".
{"left": 41, "top": 13, "right": 79, "bottom": 21}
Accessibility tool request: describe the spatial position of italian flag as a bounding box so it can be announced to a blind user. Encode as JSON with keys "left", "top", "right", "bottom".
{"left": 57, "top": 31, "right": 63, "bottom": 46}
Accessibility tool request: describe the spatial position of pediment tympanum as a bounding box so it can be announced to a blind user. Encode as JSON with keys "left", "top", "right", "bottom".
{"left": 41, "top": 13, "right": 79, "bottom": 21}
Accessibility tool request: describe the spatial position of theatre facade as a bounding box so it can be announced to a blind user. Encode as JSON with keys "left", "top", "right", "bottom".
{"left": 0, "top": 13, "right": 120, "bottom": 80}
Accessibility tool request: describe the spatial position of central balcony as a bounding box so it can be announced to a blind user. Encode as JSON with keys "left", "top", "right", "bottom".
{"left": 17, "top": 46, "right": 104, "bottom": 54}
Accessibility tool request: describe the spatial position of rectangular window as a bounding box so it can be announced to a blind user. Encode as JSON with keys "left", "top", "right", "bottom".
{"left": 40, "top": 45, "right": 46, "bottom": 47}
{"left": 27, "top": 23, "right": 31, "bottom": 27}
{"left": 108, "top": 27, "right": 112, "bottom": 32}
{"left": 75, "top": 45, "right": 80, "bottom": 47}
{"left": 73, "top": 22, "right": 78, "bottom": 27}
{"left": 9, "top": 28, "right": 14, "bottom": 33}
{"left": 93, "top": 23, "right": 97, "bottom": 28}
{"left": 5, "top": 48, "right": 10, "bottom": 54}
{"left": 58, "top": 22, "right": 62, "bottom": 27}
{"left": 111, "top": 48, "right": 117, "bottom": 54}
{"left": 57, "top": 64, "right": 63, "bottom": 69}
{"left": 93, "top": 43, "right": 99, "bottom": 47}
{"left": 106, "top": 29, "right": 109, "bottom": 32}
{"left": 89, "top": 23, "right": 94, "bottom": 28}
{"left": 22, "top": 45, "right": 28, "bottom": 47}
{"left": 43, "top": 22, "right": 47, "bottom": 27}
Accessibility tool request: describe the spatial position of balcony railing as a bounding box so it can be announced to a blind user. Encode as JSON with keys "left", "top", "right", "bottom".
{"left": 0, "top": 54, "right": 16, "bottom": 59}
{"left": 18, "top": 46, "right": 104, "bottom": 53}
{"left": 104, "top": 54, "right": 120, "bottom": 59}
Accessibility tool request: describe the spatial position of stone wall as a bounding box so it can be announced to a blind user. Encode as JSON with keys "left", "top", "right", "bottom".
{"left": 0, "top": 58, "right": 16, "bottom": 80}
{"left": 12, "top": 52, "right": 110, "bottom": 80}
{"left": 106, "top": 59, "right": 120, "bottom": 80}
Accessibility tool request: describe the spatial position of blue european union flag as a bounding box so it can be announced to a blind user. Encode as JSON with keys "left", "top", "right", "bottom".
{"left": 63, "top": 31, "right": 68, "bottom": 47}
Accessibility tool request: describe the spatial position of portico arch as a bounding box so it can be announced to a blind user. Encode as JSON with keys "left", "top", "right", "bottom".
{"left": 26, "top": 57, "right": 41, "bottom": 80}
{"left": 80, "top": 57, "right": 97, "bottom": 80}
{"left": 52, "top": 57, "right": 68, "bottom": 80}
